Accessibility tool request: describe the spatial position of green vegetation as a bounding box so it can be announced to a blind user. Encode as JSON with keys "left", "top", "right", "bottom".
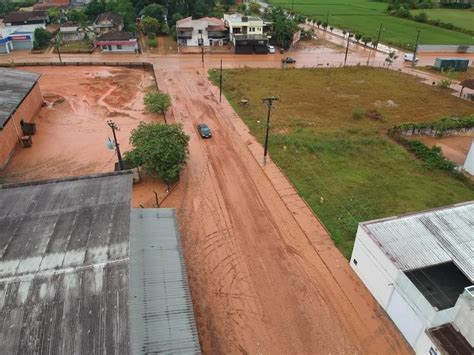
{"left": 33, "top": 28, "right": 51, "bottom": 49}
{"left": 417, "top": 66, "right": 474, "bottom": 82}
{"left": 125, "top": 122, "right": 190, "bottom": 184}
{"left": 210, "top": 67, "right": 474, "bottom": 257}
{"left": 268, "top": 0, "right": 473, "bottom": 48}
{"left": 411, "top": 9, "right": 474, "bottom": 31}
{"left": 144, "top": 91, "right": 172, "bottom": 123}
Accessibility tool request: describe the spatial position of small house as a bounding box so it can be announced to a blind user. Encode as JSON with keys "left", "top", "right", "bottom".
{"left": 3, "top": 11, "right": 49, "bottom": 27}
{"left": 93, "top": 12, "right": 124, "bottom": 34}
{"left": 95, "top": 31, "right": 137, "bottom": 52}
{"left": 59, "top": 23, "right": 94, "bottom": 42}
{"left": 176, "top": 17, "right": 228, "bottom": 48}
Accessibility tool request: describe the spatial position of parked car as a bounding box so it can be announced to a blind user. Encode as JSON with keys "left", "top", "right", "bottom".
{"left": 197, "top": 123, "right": 212, "bottom": 138}
{"left": 403, "top": 53, "right": 418, "bottom": 62}
{"left": 267, "top": 45, "right": 276, "bottom": 54}
{"left": 282, "top": 57, "right": 296, "bottom": 64}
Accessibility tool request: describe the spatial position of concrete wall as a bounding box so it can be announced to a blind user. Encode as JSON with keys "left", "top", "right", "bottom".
{"left": 100, "top": 43, "right": 137, "bottom": 52}
{"left": 453, "top": 287, "right": 474, "bottom": 347}
{"left": 417, "top": 45, "right": 474, "bottom": 53}
{"left": 463, "top": 141, "right": 474, "bottom": 175}
{"left": 0, "top": 83, "right": 43, "bottom": 168}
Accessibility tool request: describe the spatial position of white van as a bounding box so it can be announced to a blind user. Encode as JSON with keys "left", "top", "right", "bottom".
{"left": 403, "top": 53, "right": 419, "bottom": 62}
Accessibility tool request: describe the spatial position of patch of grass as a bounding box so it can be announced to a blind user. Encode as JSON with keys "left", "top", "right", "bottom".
{"left": 268, "top": 0, "right": 474, "bottom": 48}
{"left": 411, "top": 8, "right": 474, "bottom": 32}
{"left": 211, "top": 67, "right": 474, "bottom": 258}
{"left": 417, "top": 66, "right": 474, "bottom": 82}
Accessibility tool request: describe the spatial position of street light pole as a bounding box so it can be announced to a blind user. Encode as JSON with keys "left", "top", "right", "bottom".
{"left": 55, "top": 32, "right": 63, "bottom": 64}
{"left": 412, "top": 29, "right": 421, "bottom": 69}
{"left": 200, "top": 32, "right": 204, "bottom": 69}
{"left": 107, "top": 120, "right": 124, "bottom": 171}
{"left": 344, "top": 32, "right": 351, "bottom": 66}
{"left": 262, "top": 96, "right": 279, "bottom": 165}
{"left": 375, "top": 23, "right": 383, "bottom": 49}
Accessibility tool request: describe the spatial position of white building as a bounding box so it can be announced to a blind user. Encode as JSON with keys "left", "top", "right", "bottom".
{"left": 223, "top": 13, "right": 270, "bottom": 54}
{"left": 351, "top": 202, "right": 473, "bottom": 354}
{"left": 95, "top": 31, "right": 138, "bottom": 53}
{"left": 0, "top": 24, "right": 42, "bottom": 53}
{"left": 176, "top": 17, "right": 228, "bottom": 48}
{"left": 463, "top": 140, "right": 474, "bottom": 176}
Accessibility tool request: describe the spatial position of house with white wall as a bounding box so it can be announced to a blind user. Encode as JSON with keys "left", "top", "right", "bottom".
{"left": 351, "top": 202, "right": 473, "bottom": 354}
{"left": 176, "top": 17, "right": 228, "bottom": 49}
{"left": 223, "top": 13, "right": 270, "bottom": 54}
{"left": 95, "top": 31, "right": 137, "bottom": 53}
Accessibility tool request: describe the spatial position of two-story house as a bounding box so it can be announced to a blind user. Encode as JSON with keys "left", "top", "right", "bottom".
{"left": 176, "top": 17, "right": 228, "bottom": 48}
{"left": 223, "top": 14, "right": 270, "bottom": 54}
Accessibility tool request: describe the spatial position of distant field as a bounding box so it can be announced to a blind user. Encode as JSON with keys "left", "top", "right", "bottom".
{"left": 411, "top": 8, "right": 474, "bottom": 32}
{"left": 268, "top": 0, "right": 474, "bottom": 48}
{"left": 211, "top": 67, "right": 474, "bottom": 257}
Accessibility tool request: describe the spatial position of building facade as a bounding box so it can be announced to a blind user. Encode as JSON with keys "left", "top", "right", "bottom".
{"left": 3, "top": 11, "right": 49, "bottom": 26}
{"left": 95, "top": 31, "right": 138, "bottom": 52}
{"left": 93, "top": 12, "right": 124, "bottom": 34}
{"left": 351, "top": 202, "right": 473, "bottom": 354}
{"left": 176, "top": 16, "right": 228, "bottom": 48}
{"left": 223, "top": 14, "right": 270, "bottom": 54}
{"left": 0, "top": 68, "right": 43, "bottom": 168}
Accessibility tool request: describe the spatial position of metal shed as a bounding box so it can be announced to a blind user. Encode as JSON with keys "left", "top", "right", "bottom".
{"left": 434, "top": 58, "right": 469, "bottom": 72}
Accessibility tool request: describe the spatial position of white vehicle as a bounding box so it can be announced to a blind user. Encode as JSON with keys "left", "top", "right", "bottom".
{"left": 403, "top": 53, "right": 419, "bottom": 62}
{"left": 267, "top": 45, "right": 276, "bottom": 54}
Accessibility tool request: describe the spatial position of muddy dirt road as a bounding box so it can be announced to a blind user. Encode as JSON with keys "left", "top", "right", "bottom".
{"left": 156, "top": 69, "right": 410, "bottom": 354}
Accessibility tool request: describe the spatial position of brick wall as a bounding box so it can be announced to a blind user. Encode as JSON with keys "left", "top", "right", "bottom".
{"left": 0, "top": 83, "right": 43, "bottom": 169}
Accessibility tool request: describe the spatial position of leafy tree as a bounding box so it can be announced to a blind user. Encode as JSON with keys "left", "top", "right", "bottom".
{"left": 385, "top": 50, "right": 398, "bottom": 68}
{"left": 47, "top": 7, "right": 61, "bottom": 23}
{"left": 0, "top": 0, "right": 15, "bottom": 17}
{"left": 67, "top": 9, "right": 88, "bottom": 24}
{"left": 329, "top": 26, "right": 334, "bottom": 32}
{"left": 237, "top": 3, "right": 246, "bottom": 13}
{"left": 248, "top": 1, "right": 260, "bottom": 15}
{"left": 107, "top": 0, "right": 136, "bottom": 30}
{"left": 125, "top": 122, "right": 190, "bottom": 184}
{"left": 361, "top": 36, "right": 371, "bottom": 46}
{"left": 33, "top": 27, "right": 51, "bottom": 49}
{"left": 316, "top": 20, "right": 322, "bottom": 28}
{"left": 140, "top": 3, "right": 164, "bottom": 21}
{"left": 264, "top": 7, "right": 298, "bottom": 49}
{"left": 144, "top": 91, "right": 172, "bottom": 123}
{"left": 84, "top": 0, "right": 106, "bottom": 21}
{"left": 141, "top": 16, "right": 160, "bottom": 34}
{"left": 170, "top": 12, "right": 183, "bottom": 26}
{"left": 321, "top": 22, "right": 328, "bottom": 29}
{"left": 354, "top": 32, "right": 362, "bottom": 42}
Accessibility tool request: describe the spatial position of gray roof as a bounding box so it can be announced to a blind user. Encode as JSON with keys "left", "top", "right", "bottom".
{"left": 361, "top": 201, "right": 474, "bottom": 282}
{"left": 129, "top": 209, "right": 201, "bottom": 354}
{"left": 0, "top": 172, "right": 133, "bottom": 354}
{"left": 0, "top": 68, "right": 40, "bottom": 129}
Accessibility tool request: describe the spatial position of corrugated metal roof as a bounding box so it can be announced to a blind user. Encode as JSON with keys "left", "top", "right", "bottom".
{"left": 129, "top": 209, "right": 201, "bottom": 355}
{"left": 0, "top": 172, "right": 133, "bottom": 354}
{"left": 361, "top": 201, "right": 474, "bottom": 282}
{"left": 0, "top": 68, "right": 40, "bottom": 128}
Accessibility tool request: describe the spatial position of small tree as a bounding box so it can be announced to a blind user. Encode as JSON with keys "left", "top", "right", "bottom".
{"left": 322, "top": 22, "right": 328, "bottom": 30}
{"left": 141, "top": 16, "right": 160, "bottom": 35}
{"left": 361, "top": 36, "right": 371, "bottom": 46}
{"left": 354, "top": 33, "right": 362, "bottom": 42}
{"left": 248, "top": 1, "right": 260, "bottom": 15}
{"left": 33, "top": 28, "right": 51, "bottom": 49}
{"left": 329, "top": 26, "right": 334, "bottom": 32}
{"left": 385, "top": 50, "right": 398, "bottom": 68}
{"left": 125, "top": 122, "right": 190, "bottom": 185}
{"left": 48, "top": 7, "right": 61, "bottom": 23}
{"left": 316, "top": 20, "right": 322, "bottom": 28}
{"left": 144, "top": 91, "right": 171, "bottom": 123}
{"left": 414, "top": 11, "right": 428, "bottom": 23}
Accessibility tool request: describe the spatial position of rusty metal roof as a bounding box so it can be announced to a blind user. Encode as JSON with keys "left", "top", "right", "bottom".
{"left": 129, "top": 209, "right": 201, "bottom": 354}
{"left": 361, "top": 201, "right": 474, "bottom": 282}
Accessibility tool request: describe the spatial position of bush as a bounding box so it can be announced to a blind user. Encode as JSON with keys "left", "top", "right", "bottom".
{"left": 33, "top": 28, "right": 51, "bottom": 49}
{"left": 437, "top": 78, "right": 452, "bottom": 89}
{"left": 352, "top": 107, "right": 365, "bottom": 120}
{"left": 400, "top": 139, "right": 455, "bottom": 172}
{"left": 148, "top": 36, "right": 157, "bottom": 48}
{"left": 414, "top": 11, "right": 428, "bottom": 23}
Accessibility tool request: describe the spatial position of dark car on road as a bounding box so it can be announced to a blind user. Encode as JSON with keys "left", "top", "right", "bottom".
{"left": 197, "top": 123, "right": 212, "bottom": 138}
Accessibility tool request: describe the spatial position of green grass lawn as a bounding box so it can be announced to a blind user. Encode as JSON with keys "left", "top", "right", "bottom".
{"left": 268, "top": 0, "right": 474, "bottom": 48}
{"left": 412, "top": 8, "right": 474, "bottom": 32}
{"left": 210, "top": 67, "right": 474, "bottom": 258}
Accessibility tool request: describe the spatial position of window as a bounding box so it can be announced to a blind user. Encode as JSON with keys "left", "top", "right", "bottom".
{"left": 352, "top": 259, "right": 358, "bottom": 266}
{"left": 198, "top": 29, "right": 202, "bottom": 34}
{"left": 117, "top": 44, "right": 122, "bottom": 49}
{"left": 102, "top": 45, "right": 107, "bottom": 50}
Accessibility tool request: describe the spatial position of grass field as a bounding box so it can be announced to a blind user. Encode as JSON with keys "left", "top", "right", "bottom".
{"left": 210, "top": 67, "right": 474, "bottom": 257}
{"left": 412, "top": 8, "right": 474, "bottom": 32}
{"left": 268, "top": 0, "right": 474, "bottom": 48}
{"left": 417, "top": 66, "right": 474, "bottom": 82}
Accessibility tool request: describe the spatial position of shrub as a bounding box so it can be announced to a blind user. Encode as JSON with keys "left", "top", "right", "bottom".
{"left": 366, "top": 109, "right": 383, "bottom": 121}
{"left": 33, "top": 28, "right": 51, "bottom": 49}
{"left": 414, "top": 12, "right": 428, "bottom": 23}
{"left": 148, "top": 36, "right": 157, "bottom": 48}
{"left": 352, "top": 107, "right": 365, "bottom": 120}
{"left": 437, "top": 78, "right": 452, "bottom": 89}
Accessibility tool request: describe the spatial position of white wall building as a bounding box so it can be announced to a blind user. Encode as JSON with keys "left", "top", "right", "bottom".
{"left": 95, "top": 31, "right": 138, "bottom": 53}
{"left": 0, "top": 24, "right": 42, "bottom": 53}
{"left": 176, "top": 17, "right": 227, "bottom": 48}
{"left": 463, "top": 140, "right": 474, "bottom": 176}
{"left": 223, "top": 14, "right": 270, "bottom": 54}
{"left": 351, "top": 202, "right": 473, "bottom": 354}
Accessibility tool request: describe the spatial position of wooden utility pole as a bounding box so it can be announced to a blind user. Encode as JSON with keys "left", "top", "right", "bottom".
{"left": 412, "top": 29, "right": 421, "bottom": 69}
{"left": 262, "top": 97, "right": 279, "bottom": 165}
{"left": 107, "top": 120, "right": 124, "bottom": 171}
{"left": 219, "top": 59, "right": 223, "bottom": 103}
